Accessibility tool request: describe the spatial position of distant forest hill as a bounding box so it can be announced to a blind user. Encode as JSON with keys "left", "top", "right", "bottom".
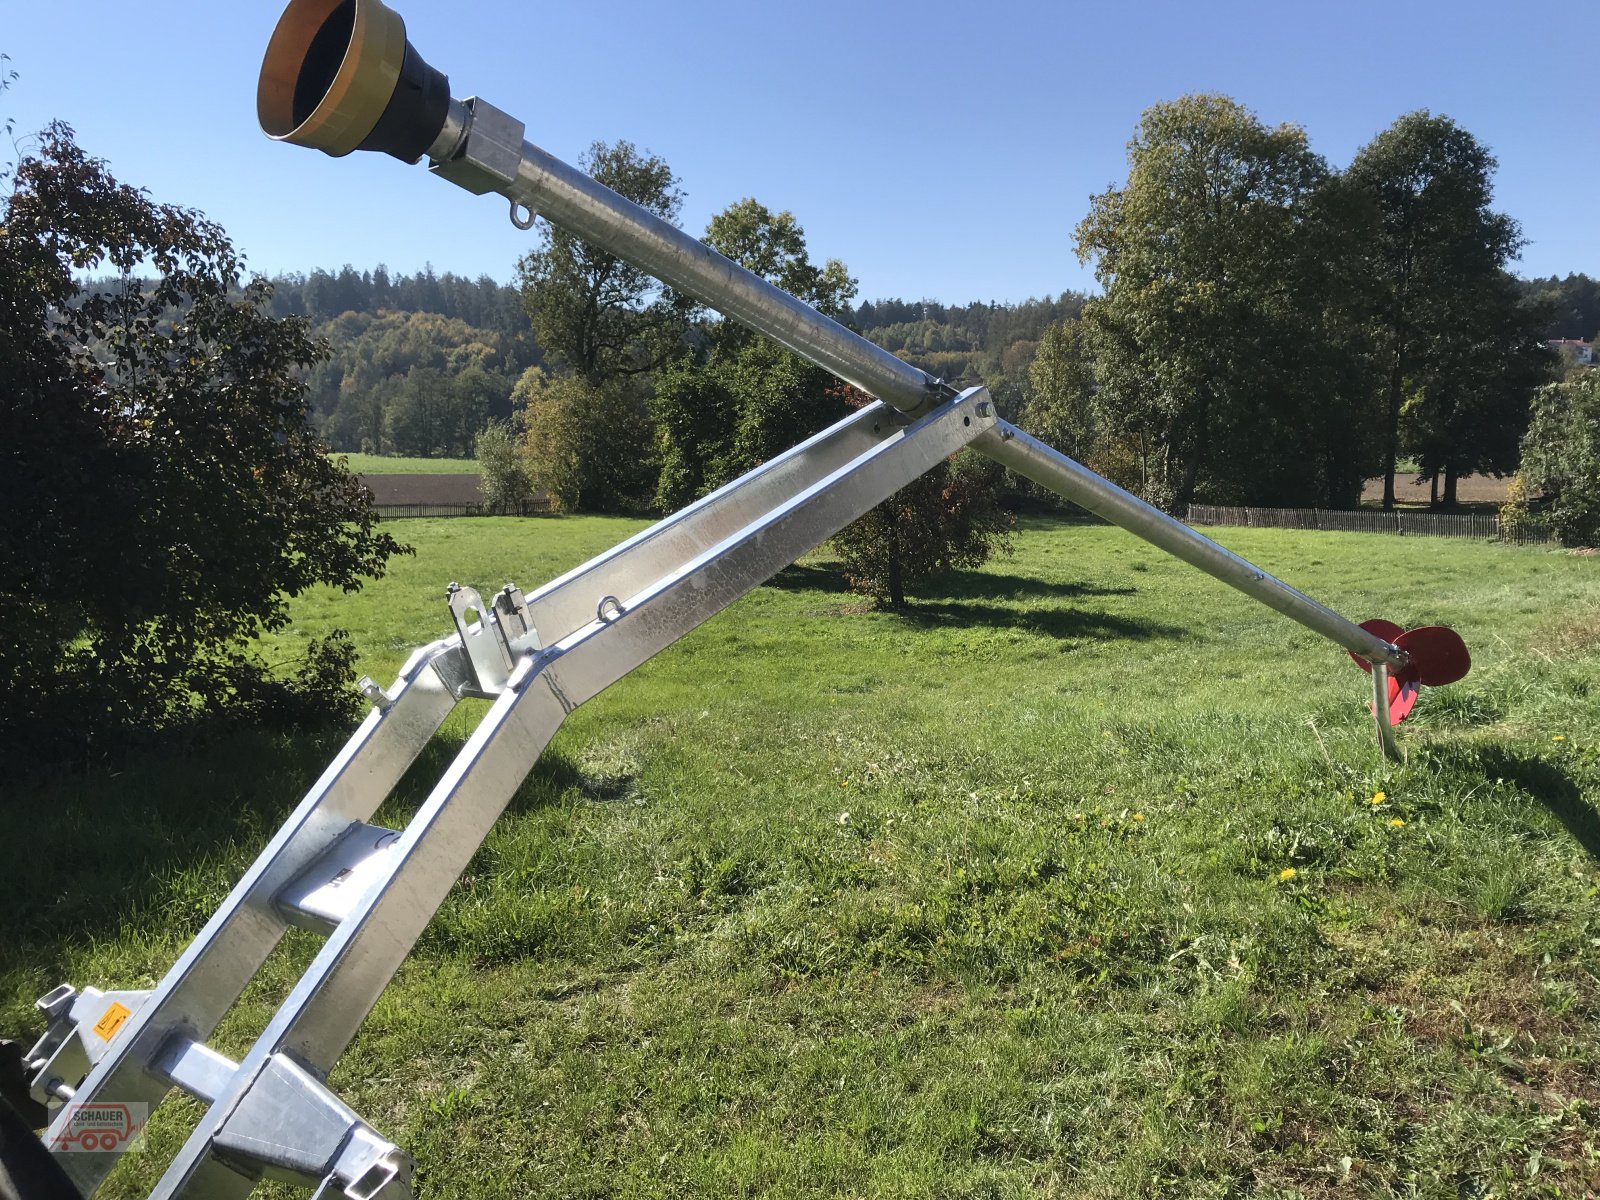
{"left": 1520, "top": 272, "right": 1600, "bottom": 341}
{"left": 265, "top": 267, "right": 539, "bottom": 457}
{"left": 256, "top": 265, "right": 1597, "bottom": 458}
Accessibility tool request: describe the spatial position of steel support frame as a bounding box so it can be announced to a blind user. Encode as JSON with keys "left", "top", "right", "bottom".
{"left": 455, "top": 100, "right": 1424, "bottom": 729}
{"left": 22, "top": 43, "right": 1431, "bottom": 1198}
{"left": 37, "top": 389, "right": 995, "bottom": 1198}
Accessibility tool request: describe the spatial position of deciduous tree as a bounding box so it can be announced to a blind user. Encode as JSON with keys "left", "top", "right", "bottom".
{"left": 832, "top": 452, "right": 1014, "bottom": 609}
{"left": 515, "top": 141, "right": 691, "bottom": 385}
{"left": 1509, "top": 372, "right": 1600, "bottom": 546}
{"left": 0, "top": 126, "right": 406, "bottom": 765}
{"left": 515, "top": 367, "right": 655, "bottom": 514}
{"left": 475, "top": 419, "right": 537, "bottom": 512}
{"left": 1022, "top": 318, "right": 1123, "bottom": 484}
{"left": 1346, "top": 112, "right": 1526, "bottom": 509}
{"left": 1075, "top": 94, "right": 1372, "bottom": 512}
{"left": 653, "top": 199, "right": 857, "bottom": 509}
{"left": 1404, "top": 277, "right": 1552, "bottom": 506}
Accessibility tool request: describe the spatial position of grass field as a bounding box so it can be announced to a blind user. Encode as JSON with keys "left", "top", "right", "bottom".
{"left": 330, "top": 453, "right": 478, "bottom": 475}
{"left": 5, "top": 517, "right": 1599, "bottom": 1198}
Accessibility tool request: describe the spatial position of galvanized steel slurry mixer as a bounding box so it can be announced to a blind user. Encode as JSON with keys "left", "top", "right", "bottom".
{"left": 0, "top": 2, "right": 1471, "bottom": 1197}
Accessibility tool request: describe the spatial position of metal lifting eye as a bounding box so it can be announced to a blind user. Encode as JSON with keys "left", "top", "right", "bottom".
{"left": 509, "top": 199, "right": 536, "bottom": 230}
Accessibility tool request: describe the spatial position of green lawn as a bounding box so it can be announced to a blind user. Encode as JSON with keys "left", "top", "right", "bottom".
{"left": 6, "top": 517, "right": 1600, "bottom": 1198}
{"left": 330, "top": 453, "right": 479, "bottom": 475}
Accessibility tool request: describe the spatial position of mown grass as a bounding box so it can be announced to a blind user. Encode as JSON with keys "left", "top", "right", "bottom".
{"left": 332, "top": 453, "right": 478, "bottom": 475}
{"left": 4, "top": 517, "right": 1599, "bottom": 1198}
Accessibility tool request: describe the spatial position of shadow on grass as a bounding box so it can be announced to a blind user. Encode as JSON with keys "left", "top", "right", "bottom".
{"left": 1, "top": 727, "right": 352, "bottom": 982}
{"left": 926, "top": 569, "right": 1138, "bottom": 603}
{"left": 764, "top": 562, "right": 1171, "bottom": 643}
{"left": 766, "top": 562, "right": 1138, "bottom": 604}
{"left": 764, "top": 561, "right": 852, "bottom": 595}
{"left": 0, "top": 716, "right": 576, "bottom": 985}
{"left": 892, "top": 599, "right": 1184, "bottom": 644}
{"left": 1478, "top": 745, "right": 1600, "bottom": 862}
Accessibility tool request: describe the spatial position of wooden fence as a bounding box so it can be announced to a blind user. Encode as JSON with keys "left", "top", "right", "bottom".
{"left": 374, "top": 499, "right": 549, "bottom": 519}
{"left": 374, "top": 495, "right": 1556, "bottom": 544}
{"left": 1185, "top": 504, "right": 1552, "bottom": 544}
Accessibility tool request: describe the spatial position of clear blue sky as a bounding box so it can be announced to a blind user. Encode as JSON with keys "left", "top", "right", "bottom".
{"left": 5, "top": 1, "right": 1595, "bottom": 303}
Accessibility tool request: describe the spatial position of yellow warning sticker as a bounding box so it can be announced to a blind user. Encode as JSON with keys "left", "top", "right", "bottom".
{"left": 91, "top": 1002, "right": 132, "bottom": 1042}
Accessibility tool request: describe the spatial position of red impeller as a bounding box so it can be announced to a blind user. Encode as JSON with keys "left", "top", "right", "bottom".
{"left": 1346, "top": 619, "right": 1471, "bottom": 733}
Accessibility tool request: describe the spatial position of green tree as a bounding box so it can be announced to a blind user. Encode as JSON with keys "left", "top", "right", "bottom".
{"left": 1509, "top": 372, "right": 1600, "bottom": 545}
{"left": 1518, "top": 272, "right": 1600, "bottom": 341}
{"left": 653, "top": 199, "right": 858, "bottom": 509}
{"left": 1022, "top": 318, "right": 1109, "bottom": 470}
{"left": 0, "top": 126, "right": 407, "bottom": 764}
{"left": 832, "top": 450, "right": 1015, "bottom": 609}
{"left": 515, "top": 368, "right": 655, "bottom": 514}
{"left": 1075, "top": 94, "right": 1372, "bottom": 512}
{"left": 0, "top": 51, "right": 17, "bottom": 187}
{"left": 304, "top": 308, "right": 520, "bottom": 454}
{"left": 1404, "top": 278, "right": 1553, "bottom": 506}
{"left": 387, "top": 366, "right": 456, "bottom": 456}
{"left": 703, "top": 199, "right": 856, "bottom": 320}
{"left": 1346, "top": 112, "right": 1525, "bottom": 509}
{"left": 515, "top": 141, "right": 691, "bottom": 384}
{"left": 475, "top": 419, "right": 536, "bottom": 512}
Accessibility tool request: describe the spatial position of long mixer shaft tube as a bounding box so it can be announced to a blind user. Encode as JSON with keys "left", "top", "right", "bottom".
{"left": 476, "top": 113, "right": 1405, "bottom": 670}
{"left": 976, "top": 423, "right": 1401, "bottom": 664}
{"left": 504, "top": 132, "right": 941, "bottom": 415}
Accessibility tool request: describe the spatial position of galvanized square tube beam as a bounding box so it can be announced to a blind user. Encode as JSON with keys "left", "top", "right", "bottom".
{"left": 143, "top": 391, "right": 996, "bottom": 1198}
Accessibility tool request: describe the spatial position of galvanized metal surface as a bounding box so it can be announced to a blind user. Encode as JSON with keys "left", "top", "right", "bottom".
{"left": 1372, "top": 664, "right": 1402, "bottom": 761}
{"left": 421, "top": 99, "right": 1406, "bottom": 673}
{"left": 19, "top": 14, "right": 1446, "bottom": 1193}
{"left": 513, "top": 399, "right": 920, "bottom": 653}
{"left": 50, "top": 391, "right": 989, "bottom": 1198}
{"left": 975, "top": 423, "right": 1408, "bottom": 668}
{"left": 48, "top": 641, "right": 460, "bottom": 1197}
{"left": 444, "top": 97, "right": 944, "bottom": 417}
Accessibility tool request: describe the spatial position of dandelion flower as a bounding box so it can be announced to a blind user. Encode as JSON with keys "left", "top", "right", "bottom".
{"left": 1388, "top": 818, "right": 1405, "bottom": 828}
{"left": 1278, "top": 867, "right": 1297, "bottom": 881}
{"left": 1132, "top": 812, "right": 1146, "bottom": 822}
{"left": 1370, "top": 791, "right": 1386, "bottom": 806}
{"left": 1554, "top": 735, "right": 1566, "bottom": 742}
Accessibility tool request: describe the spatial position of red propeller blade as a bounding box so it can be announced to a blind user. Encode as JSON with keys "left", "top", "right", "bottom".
{"left": 1348, "top": 620, "right": 1469, "bottom": 726}
{"left": 1386, "top": 676, "right": 1420, "bottom": 724}
{"left": 1393, "top": 625, "right": 1471, "bottom": 687}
